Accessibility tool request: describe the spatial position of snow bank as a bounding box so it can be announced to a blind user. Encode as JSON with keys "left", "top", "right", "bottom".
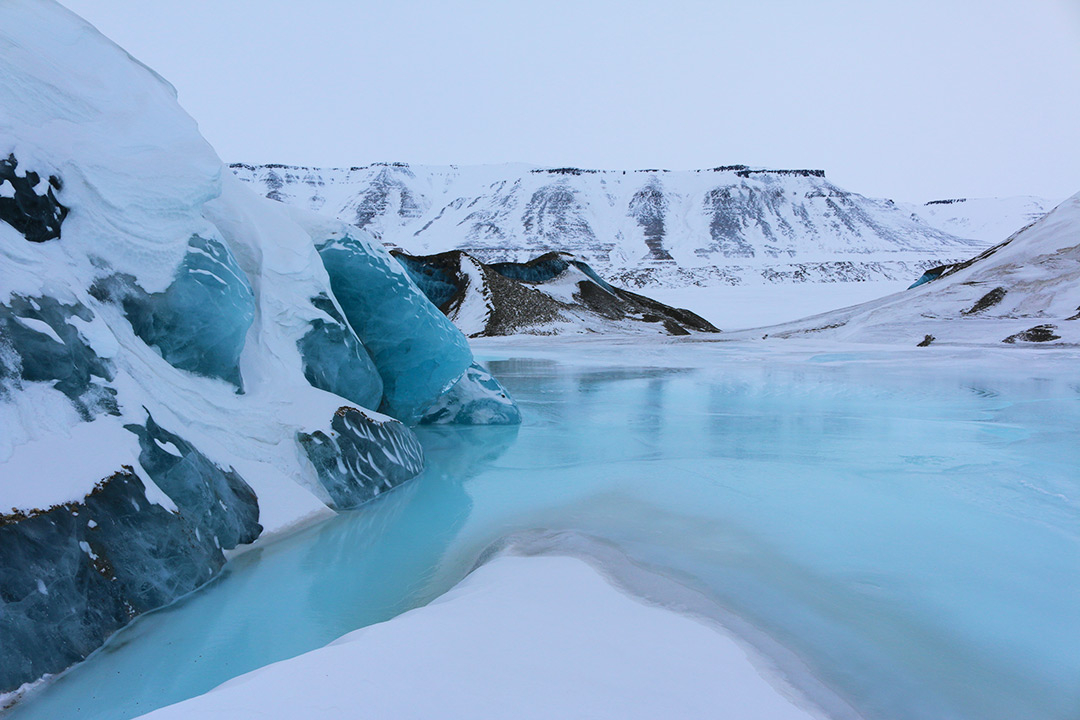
{"left": 136, "top": 555, "right": 823, "bottom": 720}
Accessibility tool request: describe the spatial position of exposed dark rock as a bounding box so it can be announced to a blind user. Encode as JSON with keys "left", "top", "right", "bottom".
{"left": 1002, "top": 325, "right": 1061, "bottom": 344}
{"left": 0, "top": 154, "right": 68, "bottom": 243}
{"left": 917, "top": 334, "right": 935, "bottom": 347}
{"left": 963, "top": 287, "right": 1007, "bottom": 315}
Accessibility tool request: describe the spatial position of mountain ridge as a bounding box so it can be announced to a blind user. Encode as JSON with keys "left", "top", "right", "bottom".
{"left": 231, "top": 162, "right": 993, "bottom": 289}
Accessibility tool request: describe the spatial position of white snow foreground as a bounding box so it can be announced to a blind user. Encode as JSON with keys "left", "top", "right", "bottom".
{"left": 136, "top": 555, "right": 823, "bottom": 720}
{"left": 735, "top": 191, "right": 1080, "bottom": 346}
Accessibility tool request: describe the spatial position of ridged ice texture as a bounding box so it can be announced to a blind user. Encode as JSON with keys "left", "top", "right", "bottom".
{"left": 419, "top": 363, "right": 521, "bottom": 425}
{"left": 0, "top": 295, "right": 117, "bottom": 419}
{"left": 316, "top": 233, "right": 472, "bottom": 423}
{"left": 126, "top": 416, "right": 262, "bottom": 549}
{"left": 115, "top": 235, "right": 255, "bottom": 389}
{"left": 296, "top": 294, "right": 383, "bottom": 410}
{"left": 0, "top": 469, "right": 229, "bottom": 693}
{"left": 297, "top": 407, "right": 425, "bottom": 509}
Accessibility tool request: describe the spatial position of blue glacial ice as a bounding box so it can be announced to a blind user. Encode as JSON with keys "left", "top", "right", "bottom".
{"left": 296, "top": 294, "right": 383, "bottom": 410}
{"left": 101, "top": 235, "right": 255, "bottom": 389}
{"left": 125, "top": 415, "right": 262, "bottom": 549}
{"left": 297, "top": 406, "right": 425, "bottom": 509}
{"left": 0, "top": 469, "right": 232, "bottom": 693}
{"left": 316, "top": 232, "right": 472, "bottom": 423}
{"left": 420, "top": 362, "right": 521, "bottom": 425}
{"left": 0, "top": 295, "right": 117, "bottom": 419}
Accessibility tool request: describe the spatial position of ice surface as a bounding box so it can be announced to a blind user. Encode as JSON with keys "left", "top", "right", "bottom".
{"left": 296, "top": 294, "right": 383, "bottom": 410}
{"left": 0, "top": 295, "right": 117, "bottom": 419}
{"left": 419, "top": 362, "right": 521, "bottom": 425}
{"left": 105, "top": 235, "right": 255, "bottom": 389}
{"left": 126, "top": 415, "right": 261, "bottom": 549}
{"left": 11, "top": 341, "right": 1078, "bottom": 720}
{"left": 316, "top": 232, "right": 472, "bottom": 423}
{"left": 0, "top": 469, "right": 228, "bottom": 693}
{"left": 135, "top": 556, "right": 819, "bottom": 720}
{"left": 297, "top": 407, "right": 425, "bottom": 509}
{"left": 0, "top": 154, "right": 67, "bottom": 243}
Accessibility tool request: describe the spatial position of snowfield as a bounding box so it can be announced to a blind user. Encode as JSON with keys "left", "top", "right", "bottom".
{"left": 135, "top": 554, "right": 825, "bottom": 720}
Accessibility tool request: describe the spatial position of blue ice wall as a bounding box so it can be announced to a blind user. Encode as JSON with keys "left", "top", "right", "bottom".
{"left": 298, "top": 407, "right": 425, "bottom": 509}
{"left": 316, "top": 234, "right": 472, "bottom": 423}
{"left": 296, "top": 294, "right": 383, "bottom": 410}
{"left": 0, "top": 469, "right": 232, "bottom": 693}
{"left": 126, "top": 415, "right": 262, "bottom": 549}
{"left": 112, "top": 235, "right": 255, "bottom": 389}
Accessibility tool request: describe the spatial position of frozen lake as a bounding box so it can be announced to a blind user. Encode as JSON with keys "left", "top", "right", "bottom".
{"left": 7, "top": 339, "right": 1080, "bottom": 720}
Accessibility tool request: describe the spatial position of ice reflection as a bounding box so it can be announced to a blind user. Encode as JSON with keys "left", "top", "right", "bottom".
{"left": 9, "top": 347, "right": 1080, "bottom": 720}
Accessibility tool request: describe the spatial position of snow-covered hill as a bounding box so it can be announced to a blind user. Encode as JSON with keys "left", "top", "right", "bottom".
{"left": 748, "top": 192, "right": 1080, "bottom": 346}
{"left": 231, "top": 163, "right": 987, "bottom": 289}
{"left": 903, "top": 196, "right": 1058, "bottom": 245}
{"left": 0, "top": 0, "right": 517, "bottom": 698}
{"left": 394, "top": 250, "right": 719, "bottom": 337}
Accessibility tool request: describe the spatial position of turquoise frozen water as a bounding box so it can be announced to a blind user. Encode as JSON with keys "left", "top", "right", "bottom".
{"left": 7, "top": 341, "right": 1080, "bottom": 720}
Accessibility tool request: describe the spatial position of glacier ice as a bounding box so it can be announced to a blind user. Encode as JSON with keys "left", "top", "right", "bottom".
{"left": 296, "top": 294, "right": 383, "bottom": 410}
{"left": 420, "top": 363, "right": 521, "bottom": 425}
{"left": 126, "top": 415, "right": 262, "bottom": 549}
{"left": 95, "top": 235, "right": 255, "bottom": 389}
{"left": 316, "top": 232, "right": 473, "bottom": 423}
{"left": 297, "top": 407, "right": 425, "bottom": 509}
{"left": 0, "top": 469, "right": 232, "bottom": 693}
{"left": 0, "top": 295, "right": 117, "bottom": 419}
{"left": 392, "top": 253, "right": 461, "bottom": 308}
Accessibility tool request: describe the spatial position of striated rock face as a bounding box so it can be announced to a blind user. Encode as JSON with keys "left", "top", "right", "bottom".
{"left": 232, "top": 162, "right": 986, "bottom": 289}
{"left": 393, "top": 249, "right": 719, "bottom": 337}
{"left": 298, "top": 407, "right": 426, "bottom": 509}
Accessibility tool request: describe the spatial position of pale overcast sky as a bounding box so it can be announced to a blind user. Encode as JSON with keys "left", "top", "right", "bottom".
{"left": 62, "top": 0, "right": 1079, "bottom": 202}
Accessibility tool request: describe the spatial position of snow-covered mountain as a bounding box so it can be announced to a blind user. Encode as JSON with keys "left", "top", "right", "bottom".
{"left": 903, "top": 196, "right": 1058, "bottom": 245}
{"left": 394, "top": 250, "right": 719, "bottom": 337}
{"left": 231, "top": 163, "right": 987, "bottom": 289}
{"left": 750, "top": 192, "right": 1080, "bottom": 346}
{"left": 0, "top": 0, "right": 517, "bottom": 698}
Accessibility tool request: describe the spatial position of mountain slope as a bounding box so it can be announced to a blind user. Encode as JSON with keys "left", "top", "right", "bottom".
{"left": 748, "top": 192, "right": 1080, "bottom": 346}
{"left": 231, "top": 163, "right": 985, "bottom": 288}
{"left": 393, "top": 250, "right": 719, "bottom": 337}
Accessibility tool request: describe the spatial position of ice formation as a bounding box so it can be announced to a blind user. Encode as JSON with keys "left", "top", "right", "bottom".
{"left": 0, "top": 0, "right": 517, "bottom": 696}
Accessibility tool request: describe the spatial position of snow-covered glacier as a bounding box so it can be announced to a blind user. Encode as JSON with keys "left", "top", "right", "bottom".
{"left": 0, "top": 0, "right": 517, "bottom": 697}
{"left": 231, "top": 162, "right": 993, "bottom": 289}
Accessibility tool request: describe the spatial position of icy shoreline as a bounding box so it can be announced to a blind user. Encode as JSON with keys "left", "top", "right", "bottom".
{"left": 135, "top": 535, "right": 845, "bottom": 720}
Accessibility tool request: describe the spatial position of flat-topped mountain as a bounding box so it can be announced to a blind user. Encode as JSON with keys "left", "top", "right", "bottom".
{"left": 231, "top": 163, "right": 989, "bottom": 289}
